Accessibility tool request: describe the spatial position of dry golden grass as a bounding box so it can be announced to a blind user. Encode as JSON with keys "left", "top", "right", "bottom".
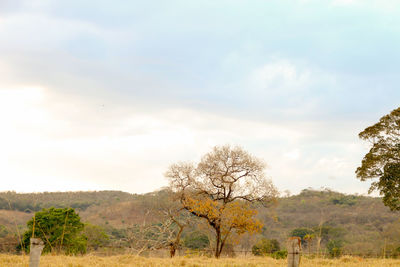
{"left": 1, "top": 254, "right": 400, "bottom": 267}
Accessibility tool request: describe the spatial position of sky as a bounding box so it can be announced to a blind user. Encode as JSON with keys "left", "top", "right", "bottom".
{"left": 0, "top": 0, "right": 399, "bottom": 195}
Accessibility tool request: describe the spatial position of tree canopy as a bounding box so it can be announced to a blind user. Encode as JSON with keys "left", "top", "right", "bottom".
{"left": 165, "top": 145, "right": 277, "bottom": 258}
{"left": 356, "top": 107, "right": 400, "bottom": 210}
{"left": 20, "top": 207, "right": 86, "bottom": 254}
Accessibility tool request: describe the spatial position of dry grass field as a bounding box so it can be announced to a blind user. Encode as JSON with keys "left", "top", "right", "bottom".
{"left": 1, "top": 255, "right": 400, "bottom": 267}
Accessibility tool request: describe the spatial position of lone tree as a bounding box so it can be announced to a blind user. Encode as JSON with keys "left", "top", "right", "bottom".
{"left": 165, "top": 145, "right": 277, "bottom": 258}
{"left": 20, "top": 207, "right": 86, "bottom": 254}
{"left": 356, "top": 107, "right": 400, "bottom": 210}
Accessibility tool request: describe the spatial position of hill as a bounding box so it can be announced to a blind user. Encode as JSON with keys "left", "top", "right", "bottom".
{"left": 0, "top": 189, "right": 399, "bottom": 256}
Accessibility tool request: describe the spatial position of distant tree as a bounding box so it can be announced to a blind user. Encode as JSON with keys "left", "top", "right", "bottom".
{"left": 19, "top": 208, "right": 86, "bottom": 254}
{"left": 290, "top": 228, "right": 314, "bottom": 244}
{"left": 165, "top": 145, "right": 278, "bottom": 258}
{"left": 356, "top": 107, "right": 400, "bottom": 210}
{"left": 125, "top": 219, "right": 177, "bottom": 255}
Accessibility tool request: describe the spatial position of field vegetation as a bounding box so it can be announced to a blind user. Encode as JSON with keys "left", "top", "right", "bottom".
{"left": 1, "top": 254, "right": 400, "bottom": 267}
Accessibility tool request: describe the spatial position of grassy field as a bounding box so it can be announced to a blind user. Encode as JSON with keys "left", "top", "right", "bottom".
{"left": 1, "top": 255, "right": 400, "bottom": 267}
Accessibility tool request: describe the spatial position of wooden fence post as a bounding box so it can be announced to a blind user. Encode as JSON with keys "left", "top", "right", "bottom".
{"left": 29, "top": 238, "right": 44, "bottom": 267}
{"left": 287, "top": 237, "right": 301, "bottom": 267}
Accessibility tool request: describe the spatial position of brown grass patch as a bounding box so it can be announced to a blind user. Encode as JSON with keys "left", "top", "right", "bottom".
{"left": 1, "top": 254, "right": 400, "bottom": 267}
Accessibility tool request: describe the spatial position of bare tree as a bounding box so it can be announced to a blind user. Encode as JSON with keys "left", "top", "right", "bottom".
{"left": 165, "top": 145, "right": 278, "bottom": 258}
{"left": 125, "top": 213, "right": 175, "bottom": 256}
{"left": 124, "top": 192, "right": 191, "bottom": 257}
{"left": 164, "top": 207, "right": 189, "bottom": 257}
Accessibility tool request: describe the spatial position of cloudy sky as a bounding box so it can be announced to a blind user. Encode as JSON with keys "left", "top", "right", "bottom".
{"left": 1, "top": 0, "right": 399, "bottom": 195}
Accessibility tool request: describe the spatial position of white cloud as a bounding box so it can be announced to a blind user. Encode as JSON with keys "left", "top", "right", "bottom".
{"left": 0, "top": 87, "right": 313, "bottom": 193}
{"left": 0, "top": 3, "right": 383, "bottom": 196}
{"left": 283, "top": 149, "right": 301, "bottom": 160}
{"left": 249, "top": 60, "right": 312, "bottom": 93}
{"left": 0, "top": 86, "right": 372, "bottom": 194}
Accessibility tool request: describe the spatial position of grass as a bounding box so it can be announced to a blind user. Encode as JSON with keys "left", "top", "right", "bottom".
{"left": 1, "top": 254, "right": 400, "bottom": 267}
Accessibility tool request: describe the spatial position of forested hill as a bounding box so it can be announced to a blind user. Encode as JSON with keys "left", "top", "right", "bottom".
{"left": 0, "top": 190, "right": 135, "bottom": 212}
{"left": 1, "top": 189, "right": 399, "bottom": 255}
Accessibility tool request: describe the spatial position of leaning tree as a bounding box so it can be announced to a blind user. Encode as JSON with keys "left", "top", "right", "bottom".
{"left": 165, "top": 145, "right": 277, "bottom": 258}
{"left": 356, "top": 106, "right": 400, "bottom": 210}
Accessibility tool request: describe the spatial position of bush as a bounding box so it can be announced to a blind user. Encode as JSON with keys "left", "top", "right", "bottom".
{"left": 252, "top": 238, "right": 280, "bottom": 256}
{"left": 183, "top": 232, "right": 209, "bottom": 250}
{"left": 271, "top": 250, "right": 287, "bottom": 259}
{"left": 327, "top": 239, "right": 343, "bottom": 258}
{"left": 330, "top": 195, "right": 357, "bottom": 206}
{"left": 83, "top": 224, "right": 109, "bottom": 251}
{"left": 18, "top": 207, "right": 86, "bottom": 255}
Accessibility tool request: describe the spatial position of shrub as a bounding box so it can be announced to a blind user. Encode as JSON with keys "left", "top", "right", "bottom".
{"left": 183, "top": 232, "right": 209, "bottom": 250}
{"left": 252, "top": 238, "right": 280, "bottom": 256}
{"left": 271, "top": 250, "right": 287, "bottom": 259}
{"left": 327, "top": 239, "right": 343, "bottom": 258}
{"left": 18, "top": 207, "right": 86, "bottom": 255}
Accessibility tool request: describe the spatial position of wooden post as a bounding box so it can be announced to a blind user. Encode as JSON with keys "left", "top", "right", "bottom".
{"left": 29, "top": 238, "right": 44, "bottom": 267}
{"left": 287, "top": 237, "right": 301, "bottom": 267}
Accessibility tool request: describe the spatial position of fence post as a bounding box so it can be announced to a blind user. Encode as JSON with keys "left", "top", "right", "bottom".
{"left": 287, "top": 237, "right": 301, "bottom": 267}
{"left": 29, "top": 238, "right": 44, "bottom": 267}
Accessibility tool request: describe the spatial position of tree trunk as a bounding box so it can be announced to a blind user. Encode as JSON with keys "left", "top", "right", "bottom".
{"left": 170, "top": 224, "right": 184, "bottom": 258}
{"left": 215, "top": 229, "right": 221, "bottom": 258}
{"left": 169, "top": 243, "right": 176, "bottom": 258}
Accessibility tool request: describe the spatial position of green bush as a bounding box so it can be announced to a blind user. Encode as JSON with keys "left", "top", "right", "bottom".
{"left": 252, "top": 238, "right": 280, "bottom": 256}
{"left": 330, "top": 195, "right": 357, "bottom": 206}
{"left": 83, "top": 224, "right": 109, "bottom": 250}
{"left": 327, "top": 239, "right": 343, "bottom": 258}
{"left": 271, "top": 250, "right": 287, "bottom": 259}
{"left": 183, "top": 232, "right": 209, "bottom": 250}
{"left": 18, "top": 207, "right": 86, "bottom": 255}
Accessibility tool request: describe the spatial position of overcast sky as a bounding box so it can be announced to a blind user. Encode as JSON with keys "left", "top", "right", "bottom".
{"left": 0, "top": 0, "right": 399, "bottom": 195}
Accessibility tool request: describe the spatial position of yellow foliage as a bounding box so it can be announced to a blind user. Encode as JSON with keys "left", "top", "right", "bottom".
{"left": 184, "top": 197, "right": 221, "bottom": 221}
{"left": 184, "top": 196, "right": 263, "bottom": 243}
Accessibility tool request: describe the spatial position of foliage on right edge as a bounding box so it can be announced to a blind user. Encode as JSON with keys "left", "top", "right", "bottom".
{"left": 356, "top": 107, "right": 400, "bottom": 210}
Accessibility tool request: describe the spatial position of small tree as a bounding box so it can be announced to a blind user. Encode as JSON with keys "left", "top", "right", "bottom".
{"left": 165, "top": 145, "right": 278, "bottom": 258}
{"left": 154, "top": 189, "right": 192, "bottom": 257}
{"left": 356, "top": 107, "right": 400, "bottom": 210}
{"left": 20, "top": 207, "right": 86, "bottom": 254}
